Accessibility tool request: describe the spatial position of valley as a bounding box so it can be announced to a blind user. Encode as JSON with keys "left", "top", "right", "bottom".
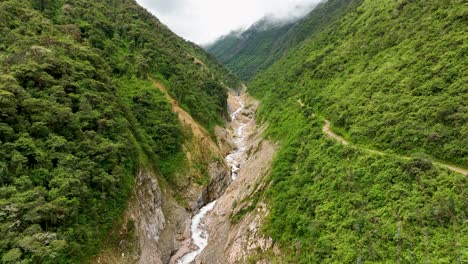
{"left": 0, "top": 0, "right": 466, "bottom": 263}
{"left": 172, "top": 90, "right": 276, "bottom": 263}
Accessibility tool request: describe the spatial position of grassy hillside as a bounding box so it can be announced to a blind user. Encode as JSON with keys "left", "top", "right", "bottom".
{"left": 0, "top": 0, "right": 238, "bottom": 262}
{"left": 246, "top": 0, "right": 467, "bottom": 262}
{"left": 207, "top": 0, "right": 360, "bottom": 80}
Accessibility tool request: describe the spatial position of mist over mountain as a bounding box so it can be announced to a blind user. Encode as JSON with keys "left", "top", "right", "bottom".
{"left": 1, "top": 0, "right": 466, "bottom": 263}
{"left": 136, "top": 0, "right": 322, "bottom": 44}
{"left": 207, "top": 0, "right": 358, "bottom": 80}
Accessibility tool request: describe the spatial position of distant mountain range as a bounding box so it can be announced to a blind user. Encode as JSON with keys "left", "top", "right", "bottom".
{"left": 207, "top": 0, "right": 360, "bottom": 80}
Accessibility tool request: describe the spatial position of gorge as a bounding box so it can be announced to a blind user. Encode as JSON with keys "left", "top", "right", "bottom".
{"left": 0, "top": 0, "right": 466, "bottom": 263}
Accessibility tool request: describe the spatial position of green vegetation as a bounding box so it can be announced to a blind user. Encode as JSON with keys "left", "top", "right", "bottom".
{"left": 256, "top": 106, "right": 466, "bottom": 263}
{"left": 0, "top": 0, "right": 238, "bottom": 262}
{"left": 117, "top": 77, "right": 183, "bottom": 164}
{"left": 251, "top": 0, "right": 467, "bottom": 165}
{"left": 230, "top": 0, "right": 467, "bottom": 262}
{"left": 207, "top": 0, "right": 360, "bottom": 80}
{"left": 207, "top": 19, "right": 296, "bottom": 80}
{"left": 230, "top": 186, "right": 262, "bottom": 224}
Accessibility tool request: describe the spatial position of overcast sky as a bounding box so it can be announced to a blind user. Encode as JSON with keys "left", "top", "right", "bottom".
{"left": 136, "top": 0, "right": 323, "bottom": 45}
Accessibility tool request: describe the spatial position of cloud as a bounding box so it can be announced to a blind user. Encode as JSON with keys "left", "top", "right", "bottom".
{"left": 137, "top": 0, "right": 185, "bottom": 13}
{"left": 136, "top": 0, "right": 323, "bottom": 44}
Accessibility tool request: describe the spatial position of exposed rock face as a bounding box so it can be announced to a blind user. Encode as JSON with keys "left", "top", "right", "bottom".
{"left": 207, "top": 161, "right": 232, "bottom": 202}
{"left": 94, "top": 161, "right": 230, "bottom": 264}
{"left": 215, "top": 125, "right": 234, "bottom": 155}
{"left": 129, "top": 147, "right": 233, "bottom": 264}
{"left": 196, "top": 94, "right": 278, "bottom": 264}
{"left": 226, "top": 202, "right": 273, "bottom": 262}
{"left": 92, "top": 170, "right": 181, "bottom": 264}
{"left": 94, "top": 91, "right": 273, "bottom": 264}
{"left": 131, "top": 170, "right": 166, "bottom": 264}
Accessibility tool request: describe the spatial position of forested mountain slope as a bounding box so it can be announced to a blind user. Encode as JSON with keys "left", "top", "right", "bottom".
{"left": 252, "top": 0, "right": 467, "bottom": 166}
{"left": 207, "top": 0, "right": 360, "bottom": 80}
{"left": 226, "top": 0, "right": 467, "bottom": 262}
{"left": 206, "top": 18, "right": 296, "bottom": 80}
{"left": 0, "top": 0, "right": 239, "bottom": 262}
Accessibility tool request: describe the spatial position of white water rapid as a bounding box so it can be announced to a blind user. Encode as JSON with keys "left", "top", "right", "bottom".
{"left": 177, "top": 201, "right": 216, "bottom": 264}
{"left": 226, "top": 97, "right": 247, "bottom": 180}
{"left": 177, "top": 94, "right": 248, "bottom": 264}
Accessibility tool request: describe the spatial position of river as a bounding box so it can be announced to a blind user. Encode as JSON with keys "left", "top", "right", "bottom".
{"left": 177, "top": 93, "right": 249, "bottom": 264}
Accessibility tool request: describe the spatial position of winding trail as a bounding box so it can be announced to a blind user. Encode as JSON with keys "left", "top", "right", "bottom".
{"left": 298, "top": 101, "right": 468, "bottom": 176}
{"left": 322, "top": 120, "right": 349, "bottom": 146}
{"left": 176, "top": 92, "right": 252, "bottom": 263}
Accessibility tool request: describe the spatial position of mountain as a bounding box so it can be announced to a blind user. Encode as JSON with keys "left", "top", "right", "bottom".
{"left": 206, "top": 18, "right": 296, "bottom": 81}
{"left": 207, "top": 0, "right": 360, "bottom": 80}
{"left": 2, "top": 0, "right": 467, "bottom": 263}
{"left": 211, "top": 0, "right": 467, "bottom": 262}
{"left": 0, "top": 0, "right": 240, "bottom": 262}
